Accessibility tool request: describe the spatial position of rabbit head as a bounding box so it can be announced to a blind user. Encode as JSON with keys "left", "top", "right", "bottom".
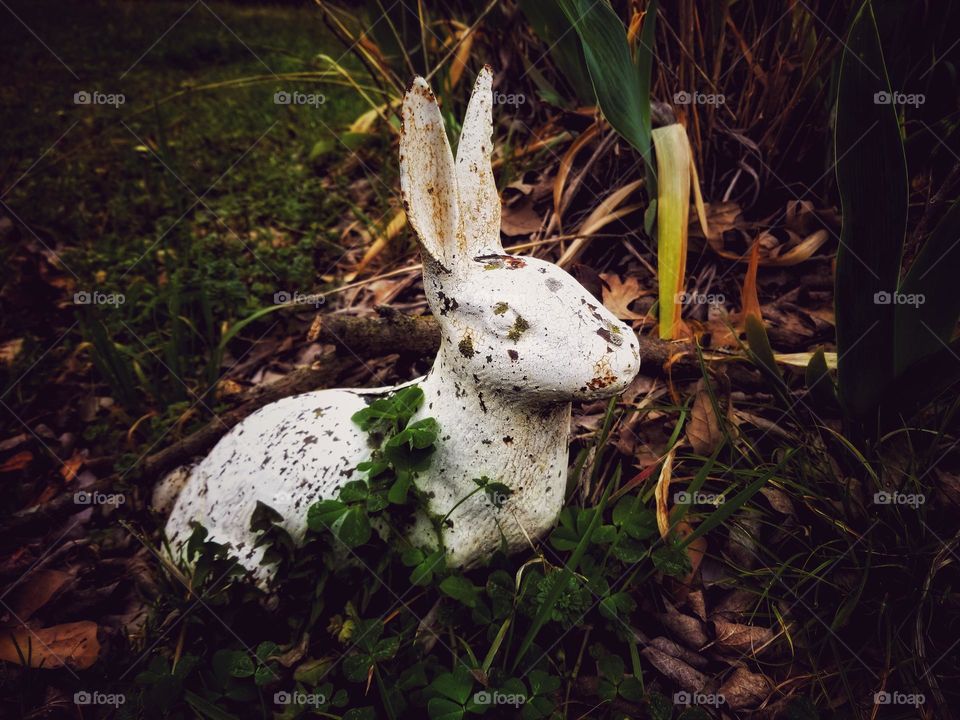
{"left": 400, "top": 68, "right": 640, "bottom": 403}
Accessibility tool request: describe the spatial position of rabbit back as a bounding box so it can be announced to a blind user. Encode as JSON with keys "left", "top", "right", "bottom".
{"left": 164, "top": 386, "right": 392, "bottom": 570}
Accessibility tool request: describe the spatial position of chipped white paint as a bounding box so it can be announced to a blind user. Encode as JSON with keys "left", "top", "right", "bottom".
{"left": 162, "top": 68, "right": 640, "bottom": 578}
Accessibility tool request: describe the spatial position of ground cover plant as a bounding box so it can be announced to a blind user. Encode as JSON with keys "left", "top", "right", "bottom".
{"left": 1, "top": 0, "right": 960, "bottom": 718}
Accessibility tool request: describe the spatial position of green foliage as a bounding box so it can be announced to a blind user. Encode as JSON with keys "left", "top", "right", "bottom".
{"left": 834, "top": 3, "right": 960, "bottom": 438}
{"left": 112, "top": 383, "right": 683, "bottom": 719}
{"left": 548, "top": 0, "right": 657, "bottom": 171}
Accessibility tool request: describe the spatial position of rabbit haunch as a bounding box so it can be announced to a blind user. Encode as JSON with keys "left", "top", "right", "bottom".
{"left": 162, "top": 67, "right": 640, "bottom": 578}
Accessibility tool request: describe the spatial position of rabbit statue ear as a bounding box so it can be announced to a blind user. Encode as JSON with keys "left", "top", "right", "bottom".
{"left": 456, "top": 66, "right": 503, "bottom": 255}
{"left": 400, "top": 77, "right": 462, "bottom": 271}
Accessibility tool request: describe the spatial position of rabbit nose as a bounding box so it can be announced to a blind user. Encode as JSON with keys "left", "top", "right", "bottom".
{"left": 611, "top": 331, "right": 640, "bottom": 386}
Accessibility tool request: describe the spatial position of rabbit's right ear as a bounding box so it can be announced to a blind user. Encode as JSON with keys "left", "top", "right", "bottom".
{"left": 400, "top": 78, "right": 461, "bottom": 271}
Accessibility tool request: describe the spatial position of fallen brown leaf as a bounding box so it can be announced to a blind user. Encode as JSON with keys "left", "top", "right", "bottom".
{"left": 654, "top": 446, "right": 677, "bottom": 538}
{"left": 60, "top": 451, "right": 85, "bottom": 483}
{"left": 686, "top": 382, "right": 723, "bottom": 455}
{"left": 0, "top": 621, "right": 100, "bottom": 670}
{"left": 657, "top": 603, "right": 709, "bottom": 649}
{"left": 640, "top": 645, "right": 707, "bottom": 692}
{"left": 0, "top": 451, "right": 32, "bottom": 473}
{"left": 5, "top": 570, "right": 72, "bottom": 621}
{"left": 711, "top": 618, "right": 774, "bottom": 656}
{"left": 0, "top": 338, "right": 23, "bottom": 367}
{"left": 718, "top": 666, "right": 771, "bottom": 709}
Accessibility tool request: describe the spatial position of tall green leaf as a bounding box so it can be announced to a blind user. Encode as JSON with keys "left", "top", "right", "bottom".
{"left": 552, "top": 0, "right": 655, "bottom": 169}
{"left": 834, "top": 2, "right": 908, "bottom": 418}
{"left": 518, "top": 0, "right": 594, "bottom": 104}
{"left": 894, "top": 200, "right": 960, "bottom": 373}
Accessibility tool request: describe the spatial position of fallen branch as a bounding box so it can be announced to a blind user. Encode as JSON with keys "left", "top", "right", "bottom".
{"left": 7, "top": 309, "right": 708, "bottom": 535}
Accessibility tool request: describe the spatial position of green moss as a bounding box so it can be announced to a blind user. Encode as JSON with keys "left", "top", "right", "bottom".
{"left": 458, "top": 335, "right": 476, "bottom": 357}
{"left": 493, "top": 302, "right": 509, "bottom": 315}
{"left": 508, "top": 316, "right": 530, "bottom": 342}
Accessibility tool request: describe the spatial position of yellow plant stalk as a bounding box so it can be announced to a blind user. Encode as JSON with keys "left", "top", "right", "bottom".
{"left": 652, "top": 125, "right": 692, "bottom": 339}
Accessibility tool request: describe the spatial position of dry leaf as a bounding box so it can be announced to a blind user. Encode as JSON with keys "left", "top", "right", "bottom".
{"left": 0, "top": 338, "right": 23, "bottom": 367}
{"left": 654, "top": 446, "right": 677, "bottom": 538}
{"left": 558, "top": 179, "right": 644, "bottom": 267}
{"left": 657, "top": 602, "right": 709, "bottom": 649}
{"left": 60, "top": 451, "right": 85, "bottom": 483}
{"left": 500, "top": 202, "right": 542, "bottom": 236}
{"left": 648, "top": 636, "right": 709, "bottom": 669}
{"left": 686, "top": 383, "right": 723, "bottom": 455}
{"left": 672, "top": 521, "right": 707, "bottom": 599}
{"left": 718, "top": 666, "right": 771, "bottom": 709}
{"left": 0, "top": 621, "right": 100, "bottom": 670}
{"left": 686, "top": 590, "right": 708, "bottom": 621}
{"left": 600, "top": 273, "right": 648, "bottom": 321}
{"left": 0, "top": 434, "right": 28, "bottom": 453}
{"left": 711, "top": 619, "right": 774, "bottom": 656}
{"left": 641, "top": 645, "right": 707, "bottom": 692}
{"left": 0, "top": 451, "right": 32, "bottom": 473}
{"left": 306, "top": 314, "right": 323, "bottom": 343}
{"left": 5, "top": 570, "right": 72, "bottom": 621}
{"left": 348, "top": 209, "right": 408, "bottom": 279}
{"left": 712, "top": 589, "right": 759, "bottom": 620}
{"left": 760, "top": 487, "right": 796, "bottom": 515}
{"left": 553, "top": 123, "right": 599, "bottom": 224}
{"left": 689, "top": 201, "right": 745, "bottom": 240}
{"left": 740, "top": 240, "right": 762, "bottom": 321}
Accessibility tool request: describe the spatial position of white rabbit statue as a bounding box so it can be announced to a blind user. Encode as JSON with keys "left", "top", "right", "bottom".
{"left": 162, "top": 67, "right": 640, "bottom": 579}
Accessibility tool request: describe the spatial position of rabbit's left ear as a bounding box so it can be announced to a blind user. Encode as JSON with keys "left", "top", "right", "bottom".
{"left": 456, "top": 66, "right": 503, "bottom": 256}
{"left": 401, "top": 77, "right": 462, "bottom": 270}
